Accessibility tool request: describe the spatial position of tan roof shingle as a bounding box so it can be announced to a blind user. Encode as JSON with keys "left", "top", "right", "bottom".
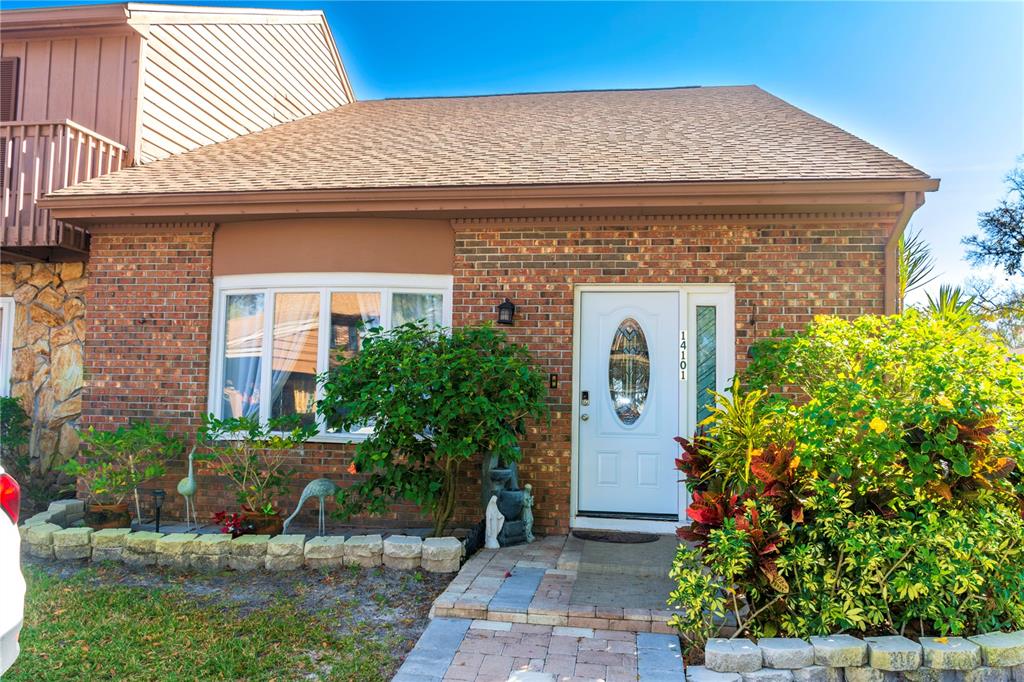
{"left": 53, "top": 85, "right": 928, "bottom": 198}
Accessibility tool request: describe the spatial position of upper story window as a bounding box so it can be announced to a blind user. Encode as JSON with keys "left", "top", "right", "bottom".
{"left": 0, "top": 57, "right": 18, "bottom": 122}
{"left": 208, "top": 273, "right": 452, "bottom": 441}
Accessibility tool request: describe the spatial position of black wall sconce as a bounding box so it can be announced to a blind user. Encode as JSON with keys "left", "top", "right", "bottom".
{"left": 496, "top": 298, "right": 516, "bottom": 325}
{"left": 151, "top": 489, "right": 166, "bottom": 532}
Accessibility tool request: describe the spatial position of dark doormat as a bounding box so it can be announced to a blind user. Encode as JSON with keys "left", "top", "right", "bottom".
{"left": 571, "top": 530, "right": 660, "bottom": 544}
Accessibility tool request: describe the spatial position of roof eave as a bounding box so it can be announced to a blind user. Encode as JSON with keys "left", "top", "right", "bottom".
{"left": 42, "top": 177, "right": 940, "bottom": 225}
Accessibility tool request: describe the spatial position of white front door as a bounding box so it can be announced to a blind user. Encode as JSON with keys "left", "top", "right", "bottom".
{"left": 577, "top": 291, "right": 680, "bottom": 518}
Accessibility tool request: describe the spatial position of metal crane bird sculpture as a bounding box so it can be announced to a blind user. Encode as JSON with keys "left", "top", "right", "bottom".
{"left": 283, "top": 477, "right": 341, "bottom": 536}
{"left": 176, "top": 446, "right": 198, "bottom": 531}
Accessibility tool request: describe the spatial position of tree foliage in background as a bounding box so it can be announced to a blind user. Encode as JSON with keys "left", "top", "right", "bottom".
{"left": 318, "top": 322, "right": 548, "bottom": 536}
{"left": 962, "top": 162, "right": 1024, "bottom": 348}
{"left": 669, "top": 311, "right": 1024, "bottom": 651}
{"left": 965, "top": 277, "right": 1024, "bottom": 348}
{"left": 965, "top": 163, "right": 1024, "bottom": 276}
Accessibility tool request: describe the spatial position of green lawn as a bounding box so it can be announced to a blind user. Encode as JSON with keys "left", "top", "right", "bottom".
{"left": 7, "top": 564, "right": 432, "bottom": 681}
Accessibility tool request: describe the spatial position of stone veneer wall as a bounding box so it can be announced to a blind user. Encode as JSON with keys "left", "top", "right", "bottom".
{"left": 0, "top": 262, "right": 86, "bottom": 488}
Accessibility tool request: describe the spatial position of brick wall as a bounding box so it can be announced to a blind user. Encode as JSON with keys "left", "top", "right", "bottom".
{"left": 82, "top": 224, "right": 426, "bottom": 528}
{"left": 81, "top": 215, "right": 892, "bottom": 535}
{"left": 449, "top": 216, "right": 893, "bottom": 534}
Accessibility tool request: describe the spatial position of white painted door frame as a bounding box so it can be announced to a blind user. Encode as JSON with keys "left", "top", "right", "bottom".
{"left": 569, "top": 283, "right": 736, "bottom": 534}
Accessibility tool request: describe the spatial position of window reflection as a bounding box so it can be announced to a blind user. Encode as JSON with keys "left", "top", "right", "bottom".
{"left": 222, "top": 294, "right": 264, "bottom": 418}
{"left": 270, "top": 292, "right": 320, "bottom": 425}
{"left": 609, "top": 317, "right": 650, "bottom": 425}
{"left": 393, "top": 292, "right": 443, "bottom": 327}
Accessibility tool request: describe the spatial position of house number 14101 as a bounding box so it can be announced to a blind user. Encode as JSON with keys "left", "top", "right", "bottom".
{"left": 679, "top": 330, "right": 687, "bottom": 381}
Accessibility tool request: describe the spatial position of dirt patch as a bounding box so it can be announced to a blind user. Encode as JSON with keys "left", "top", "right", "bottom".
{"left": 25, "top": 555, "right": 452, "bottom": 651}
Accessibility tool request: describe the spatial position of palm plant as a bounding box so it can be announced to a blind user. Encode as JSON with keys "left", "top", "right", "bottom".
{"left": 926, "top": 284, "right": 976, "bottom": 322}
{"left": 897, "top": 227, "right": 938, "bottom": 313}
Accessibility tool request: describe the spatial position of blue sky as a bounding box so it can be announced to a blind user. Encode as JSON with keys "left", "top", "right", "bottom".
{"left": 9, "top": 1, "right": 1023, "bottom": 299}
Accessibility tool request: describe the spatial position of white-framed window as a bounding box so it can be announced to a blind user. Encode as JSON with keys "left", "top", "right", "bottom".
{"left": 208, "top": 273, "right": 454, "bottom": 442}
{"left": 0, "top": 297, "right": 13, "bottom": 397}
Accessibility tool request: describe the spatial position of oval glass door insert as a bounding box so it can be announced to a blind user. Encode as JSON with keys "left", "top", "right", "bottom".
{"left": 608, "top": 317, "right": 650, "bottom": 425}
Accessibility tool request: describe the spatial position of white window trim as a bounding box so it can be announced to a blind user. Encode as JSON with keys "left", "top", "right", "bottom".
{"left": 0, "top": 297, "right": 13, "bottom": 397}
{"left": 208, "top": 272, "right": 454, "bottom": 443}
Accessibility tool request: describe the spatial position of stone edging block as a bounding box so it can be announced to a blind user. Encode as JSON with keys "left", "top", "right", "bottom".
{"left": 23, "top": 522, "right": 469, "bottom": 574}
{"left": 702, "top": 632, "right": 1024, "bottom": 681}
{"left": 383, "top": 535, "right": 422, "bottom": 570}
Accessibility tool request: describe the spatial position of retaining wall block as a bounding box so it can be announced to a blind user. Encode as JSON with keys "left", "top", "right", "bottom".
{"left": 707, "top": 638, "right": 763, "bottom": 673}
{"left": 421, "top": 537, "right": 462, "bottom": 573}
{"left": 155, "top": 533, "right": 199, "bottom": 569}
{"left": 743, "top": 669, "right": 795, "bottom": 682}
{"left": 49, "top": 499, "right": 85, "bottom": 516}
{"left": 921, "top": 638, "right": 983, "bottom": 671}
{"left": 266, "top": 535, "right": 305, "bottom": 571}
{"left": 91, "top": 528, "right": 131, "bottom": 549}
{"left": 968, "top": 633, "right": 1024, "bottom": 668}
{"left": 865, "top": 636, "right": 922, "bottom": 671}
{"left": 52, "top": 527, "right": 93, "bottom": 560}
{"left": 123, "top": 531, "right": 164, "bottom": 567}
{"left": 304, "top": 536, "right": 347, "bottom": 568}
{"left": 792, "top": 665, "right": 830, "bottom": 682}
{"left": 25, "top": 521, "right": 61, "bottom": 545}
{"left": 761, "top": 639, "right": 815, "bottom": 669}
{"left": 811, "top": 636, "right": 869, "bottom": 668}
{"left": 965, "top": 668, "right": 1010, "bottom": 682}
{"left": 383, "top": 535, "right": 422, "bottom": 570}
{"left": 845, "top": 667, "right": 899, "bottom": 682}
{"left": 687, "top": 666, "right": 742, "bottom": 682}
{"left": 229, "top": 534, "right": 270, "bottom": 571}
{"left": 190, "top": 534, "right": 232, "bottom": 555}
{"left": 344, "top": 534, "right": 382, "bottom": 568}
{"left": 905, "top": 669, "right": 967, "bottom": 682}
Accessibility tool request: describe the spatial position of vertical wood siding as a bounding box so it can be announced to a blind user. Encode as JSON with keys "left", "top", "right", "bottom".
{"left": 138, "top": 21, "right": 349, "bottom": 163}
{"left": 0, "top": 34, "right": 140, "bottom": 149}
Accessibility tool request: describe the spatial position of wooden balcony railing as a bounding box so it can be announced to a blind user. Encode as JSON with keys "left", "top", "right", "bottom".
{"left": 1, "top": 120, "right": 127, "bottom": 257}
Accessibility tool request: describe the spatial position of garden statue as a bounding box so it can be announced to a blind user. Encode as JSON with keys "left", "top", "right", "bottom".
{"left": 176, "top": 446, "right": 198, "bottom": 530}
{"left": 485, "top": 495, "right": 504, "bottom": 549}
{"left": 283, "top": 477, "right": 342, "bottom": 536}
{"left": 522, "top": 483, "right": 535, "bottom": 543}
{"left": 481, "top": 450, "right": 528, "bottom": 546}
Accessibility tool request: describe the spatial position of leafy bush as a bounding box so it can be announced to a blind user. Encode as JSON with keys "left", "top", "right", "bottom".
{"left": 197, "top": 413, "right": 314, "bottom": 515}
{"left": 63, "top": 422, "right": 181, "bottom": 507}
{"left": 318, "top": 322, "right": 548, "bottom": 536}
{"left": 669, "top": 311, "right": 1024, "bottom": 650}
{"left": 0, "top": 396, "right": 31, "bottom": 470}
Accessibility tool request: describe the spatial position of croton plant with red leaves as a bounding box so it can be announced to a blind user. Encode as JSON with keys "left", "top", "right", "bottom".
{"left": 668, "top": 312, "right": 1024, "bottom": 650}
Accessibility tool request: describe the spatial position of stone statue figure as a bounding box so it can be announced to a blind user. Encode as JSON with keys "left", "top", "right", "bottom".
{"left": 522, "top": 483, "right": 535, "bottom": 543}
{"left": 485, "top": 495, "right": 505, "bottom": 549}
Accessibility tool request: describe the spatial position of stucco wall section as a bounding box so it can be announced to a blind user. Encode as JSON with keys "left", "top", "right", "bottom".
{"left": 0, "top": 262, "right": 86, "bottom": 477}
{"left": 212, "top": 218, "right": 454, "bottom": 276}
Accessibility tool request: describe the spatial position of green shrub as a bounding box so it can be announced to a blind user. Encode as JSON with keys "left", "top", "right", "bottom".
{"left": 63, "top": 422, "right": 182, "bottom": 506}
{"left": 318, "top": 321, "right": 548, "bottom": 536}
{"left": 0, "top": 396, "right": 31, "bottom": 469}
{"left": 669, "top": 311, "right": 1024, "bottom": 650}
{"left": 197, "top": 413, "right": 314, "bottom": 515}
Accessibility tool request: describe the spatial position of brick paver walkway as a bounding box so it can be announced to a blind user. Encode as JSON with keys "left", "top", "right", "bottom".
{"left": 394, "top": 618, "right": 684, "bottom": 681}
{"left": 395, "top": 535, "right": 686, "bottom": 681}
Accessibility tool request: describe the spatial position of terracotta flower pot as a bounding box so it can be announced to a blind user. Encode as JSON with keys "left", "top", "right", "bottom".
{"left": 242, "top": 510, "right": 283, "bottom": 536}
{"left": 85, "top": 502, "right": 131, "bottom": 529}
